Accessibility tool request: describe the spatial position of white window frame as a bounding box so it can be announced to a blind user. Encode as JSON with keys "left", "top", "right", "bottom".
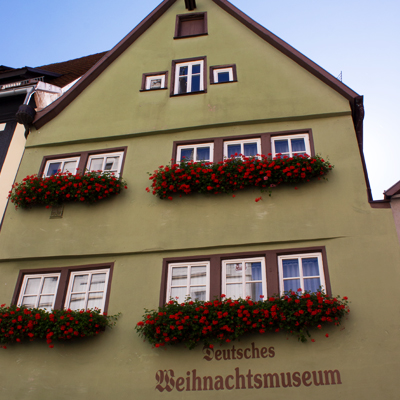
{"left": 64, "top": 269, "right": 110, "bottom": 312}
{"left": 145, "top": 74, "right": 166, "bottom": 90}
{"left": 221, "top": 257, "right": 267, "bottom": 300}
{"left": 86, "top": 151, "right": 124, "bottom": 176}
{"left": 278, "top": 253, "right": 325, "bottom": 295}
{"left": 224, "top": 138, "right": 261, "bottom": 159}
{"left": 43, "top": 157, "right": 80, "bottom": 177}
{"left": 17, "top": 273, "right": 61, "bottom": 310}
{"left": 213, "top": 67, "right": 234, "bottom": 83}
{"left": 174, "top": 60, "right": 204, "bottom": 94}
{"left": 176, "top": 143, "right": 214, "bottom": 162}
{"left": 166, "top": 261, "right": 210, "bottom": 302}
{"left": 271, "top": 134, "right": 311, "bottom": 158}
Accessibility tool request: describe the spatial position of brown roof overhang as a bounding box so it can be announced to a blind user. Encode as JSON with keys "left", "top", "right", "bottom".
{"left": 384, "top": 180, "right": 400, "bottom": 199}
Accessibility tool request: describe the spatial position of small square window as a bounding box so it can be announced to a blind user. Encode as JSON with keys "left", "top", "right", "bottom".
{"left": 271, "top": 134, "right": 311, "bottom": 158}
{"left": 171, "top": 57, "right": 206, "bottom": 96}
{"left": 44, "top": 157, "right": 80, "bottom": 177}
{"left": 224, "top": 138, "right": 261, "bottom": 158}
{"left": 278, "top": 253, "right": 326, "bottom": 295}
{"left": 140, "top": 71, "right": 168, "bottom": 91}
{"left": 210, "top": 65, "right": 237, "bottom": 84}
{"left": 222, "top": 257, "right": 267, "bottom": 301}
{"left": 166, "top": 262, "right": 210, "bottom": 302}
{"left": 175, "top": 12, "right": 207, "bottom": 39}
{"left": 177, "top": 143, "right": 213, "bottom": 162}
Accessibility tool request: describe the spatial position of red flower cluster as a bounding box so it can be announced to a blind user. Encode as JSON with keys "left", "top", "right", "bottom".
{"left": 147, "top": 154, "right": 333, "bottom": 199}
{"left": 8, "top": 171, "right": 128, "bottom": 209}
{"left": 135, "top": 291, "right": 349, "bottom": 349}
{"left": 0, "top": 305, "right": 119, "bottom": 348}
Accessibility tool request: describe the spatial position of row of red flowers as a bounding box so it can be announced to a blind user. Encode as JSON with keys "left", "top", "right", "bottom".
{"left": 0, "top": 305, "right": 119, "bottom": 348}
{"left": 147, "top": 154, "right": 333, "bottom": 199}
{"left": 8, "top": 171, "right": 128, "bottom": 209}
{"left": 135, "top": 291, "right": 349, "bottom": 349}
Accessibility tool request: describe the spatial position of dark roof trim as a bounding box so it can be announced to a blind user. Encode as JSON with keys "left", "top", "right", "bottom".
{"left": 384, "top": 180, "right": 400, "bottom": 199}
{"left": 212, "top": 0, "right": 359, "bottom": 102}
{"left": 0, "top": 67, "right": 62, "bottom": 81}
{"left": 33, "top": 0, "right": 177, "bottom": 129}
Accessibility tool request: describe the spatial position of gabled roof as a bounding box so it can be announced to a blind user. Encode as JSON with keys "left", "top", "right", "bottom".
{"left": 36, "top": 52, "right": 107, "bottom": 88}
{"left": 32, "top": 0, "right": 362, "bottom": 130}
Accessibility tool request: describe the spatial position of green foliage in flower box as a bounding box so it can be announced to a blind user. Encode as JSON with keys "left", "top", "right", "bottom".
{"left": 136, "top": 291, "right": 349, "bottom": 349}
{"left": 8, "top": 171, "right": 128, "bottom": 209}
{"left": 147, "top": 154, "right": 333, "bottom": 199}
{"left": 0, "top": 305, "right": 119, "bottom": 348}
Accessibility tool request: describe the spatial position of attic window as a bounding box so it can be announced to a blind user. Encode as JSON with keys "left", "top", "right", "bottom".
{"left": 140, "top": 71, "right": 168, "bottom": 91}
{"left": 174, "top": 12, "right": 207, "bottom": 39}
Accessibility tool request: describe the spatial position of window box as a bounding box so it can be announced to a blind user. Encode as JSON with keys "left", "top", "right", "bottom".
{"left": 9, "top": 170, "right": 128, "bottom": 209}
{"left": 171, "top": 57, "right": 207, "bottom": 96}
{"left": 174, "top": 12, "right": 207, "bottom": 39}
{"left": 210, "top": 64, "right": 237, "bottom": 84}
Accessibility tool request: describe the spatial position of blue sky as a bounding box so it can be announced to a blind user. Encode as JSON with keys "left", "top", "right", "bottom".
{"left": 1, "top": 0, "right": 398, "bottom": 199}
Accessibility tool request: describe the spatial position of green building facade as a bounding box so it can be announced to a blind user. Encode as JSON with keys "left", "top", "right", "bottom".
{"left": 1, "top": 1, "right": 399, "bottom": 399}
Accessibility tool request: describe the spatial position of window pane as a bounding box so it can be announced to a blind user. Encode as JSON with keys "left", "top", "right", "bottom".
{"left": 90, "top": 273, "right": 106, "bottom": 291}
{"left": 191, "top": 74, "right": 200, "bottom": 92}
{"left": 63, "top": 161, "right": 77, "bottom": 173}
{"left": 21, "top": 296, "right": 37, "bottom": 308}
{"left": 225, "top": 263, "right": 242, "bottom": 282}
{"left": 178, "top": 76, "right": 187, "bottom": 94}
{"left": 274, "top": 140, "right": 289, "bottom": 154}
{"left": 181, "top": 148, "right": 194, "bottom": 161}
{"left": 291, "top": 138, "right": 306, "bottom": 153}
{"left": 150, "top": 79, "right": 162, "bottom": 89}
{"left": 243, "top": 142, "right": 258, "bottom": 157}
{"left": 48, "top": 162, "right": 61, "bottom": 176}
{"left": 304, "top": 278, "right": 321, "bottom": 293}
{"left": 190, "top": 266, "right": 207, "bottom": 285}
{"left": 87, "top": 292, "right": 104, "bottom": 310}
{"left": 282, "top": 259, "right": 299, "bottom": 278}
{"left": 105, "top": 156, "right": 119, "bottom": 171}
{"left": 171, "top": 267, "right": 188, "bottom": 286}
{"left": 217, "top": 72, "right": 230, "bottom": 83}
{"left": 69, "top": 293, "right": 86, "bottom": 310}
{"left": 302, "top": 258, "right": 319, "bottom": 277}
{"left": 245, "top": 262, "right": 262, "bottom": 281}
{"left": 227, "top": 144, "right": 241, "bottom": 157}
{"left": 284, "top": 279, "right": 301, "bottom": 292}
{"left": 190, "top": 287, "right": 206, "bottom": 301}
{"left": 226, "top": 283, "right": 242, "bottom": 299}
{"left": 179, "top": 66, "right": 188, "bottom": 76}
{"left": 192, "top": 64, "right": 201, "bottom": 74}
{"left": 42, "top": 277, "right": 58, "bottom": 294}
{"left": 72, "top": 275, "right": 88, "bottom": 292}
{"left": 170, "top": 286, "right": 187, "bottom": 301}
{"left": 25, "top": 278, "right": 41, "bottom": 295}
{"left": 89, "top": 158, "right": 103, "bottom": 171}
{"left": 246, "top": 282, "right": 263, "bottom": 300}
{"left": 38, "top": 295, "right": 54, "bottom": 311}
{"left": 196, "top": 147, "right": 210, "bottom": 161}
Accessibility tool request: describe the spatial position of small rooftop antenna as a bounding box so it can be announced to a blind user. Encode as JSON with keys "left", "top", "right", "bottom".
{"left": 337, "top": 71, "right": 342, "bottom": 82}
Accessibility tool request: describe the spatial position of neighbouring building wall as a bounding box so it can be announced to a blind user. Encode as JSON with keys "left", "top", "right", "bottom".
{"left": 390, "top": 196, "right": 400, "bottom": 244}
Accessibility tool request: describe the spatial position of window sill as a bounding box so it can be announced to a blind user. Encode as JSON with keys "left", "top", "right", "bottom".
{"left": 173, "top": 33, "right": 208, "bottom": 40}
{"left": 210, "top": 80, "right": 238, "bottom": 85}
{"left": 139, "top": 88, "right": 168, "bottom": 92}
{"left": 171, "top": 90, "right": 206, "bottom": 97}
